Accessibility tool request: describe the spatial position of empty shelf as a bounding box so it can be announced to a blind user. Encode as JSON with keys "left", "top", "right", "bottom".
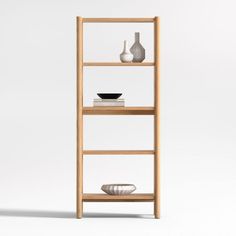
{"left": 83, "top": 194, "right": 154, "bottom": 202}
{"left": 83, "top": 18, "right": 154, "bottom": 23}
{"left": 83, "top": 150, "right": 155, "bottom": 155}
{"left": 83, "top": 107, "right": 155, "bottom": 115}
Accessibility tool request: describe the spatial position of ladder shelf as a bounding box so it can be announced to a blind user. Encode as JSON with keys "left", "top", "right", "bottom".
{"left": 77, "top": 16, "right": 160, "bottom": 219}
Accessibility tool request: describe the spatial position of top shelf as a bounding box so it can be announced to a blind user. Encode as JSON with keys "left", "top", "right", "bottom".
{"left": 82, "top": 18, "right": 155, "bottom": 23}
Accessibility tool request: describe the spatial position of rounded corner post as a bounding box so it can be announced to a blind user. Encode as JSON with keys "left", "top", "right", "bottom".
{"left": 154, "top": 16, "right": 160, "bottom": 219}
{"left": 76, "top": 16, "right": 83, "bottom": 219}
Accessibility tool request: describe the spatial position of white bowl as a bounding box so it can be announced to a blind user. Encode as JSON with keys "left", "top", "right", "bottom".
{"left": 101, "top": 184, "right": 136, "bottom": 195}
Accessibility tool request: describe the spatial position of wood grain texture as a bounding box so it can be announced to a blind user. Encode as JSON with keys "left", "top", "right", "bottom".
{"left": 83, "top": 62, "right": 154, "bottom": 66}
{"left": 83, "top": 18, "right": 154, "bottom": 23}
{"left": 154, "top": 16, "right": 160, "bottom": 219}
{"left": 83, "top": 150, "right": 155, "bottom": 155}
{"left": 83, "top": 194, "right": 154, "bottom": 202}
{"left": 83, "top": 107, "right": 155, "bottom": 115}
{"left": 76, "top": 16, "right": 83, "bottom": 219}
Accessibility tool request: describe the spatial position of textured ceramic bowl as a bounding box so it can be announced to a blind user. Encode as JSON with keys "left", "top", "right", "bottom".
{"left": 101, "top": 184, "right": 136, "bottom": 195}
{"left": 97, "top": 93, "right": 122, "bottom": 99}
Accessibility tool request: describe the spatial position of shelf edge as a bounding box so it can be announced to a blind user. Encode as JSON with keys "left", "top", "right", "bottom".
{"left": 83, "top": 150, "right": 155, "bottom": 155}
{"left": 83, "top": 194, "right": 154, "bottom": 202}
{"left": 83, "top": 18, "right": 155, "bottom": 23}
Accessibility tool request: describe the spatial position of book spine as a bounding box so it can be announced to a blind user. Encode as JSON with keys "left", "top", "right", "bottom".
{"left": 93, "top": 102, "right": 125, "bottom": 107}
{"left": 93, "top": 99, "right": 124, "bottom": 102}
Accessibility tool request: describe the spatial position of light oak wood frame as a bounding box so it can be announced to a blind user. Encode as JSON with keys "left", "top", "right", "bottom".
{"left": 76, "top": 17, "right": 160, "bottom": 219}
{"left": 154, "top": 16, "right": 160, "bottom": 219}
{"left": 76, "top": 16, "right": 83, "bottom": 219}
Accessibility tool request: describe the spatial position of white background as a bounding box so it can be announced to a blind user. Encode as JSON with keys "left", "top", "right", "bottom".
{"left": 0, "top": 0, "right": 236, "bottom": 235}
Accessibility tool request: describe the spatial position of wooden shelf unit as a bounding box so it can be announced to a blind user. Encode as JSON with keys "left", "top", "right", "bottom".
{"left": 77, "top": 17, "right": 160, "bottom": 219}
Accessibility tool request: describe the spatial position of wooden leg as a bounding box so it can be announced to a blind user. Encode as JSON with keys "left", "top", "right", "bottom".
{"left": 154, "top": 16, "right": 160, "bottom": 219}
{"left": 76, "top": 16, "right": 83, "bottom": 219}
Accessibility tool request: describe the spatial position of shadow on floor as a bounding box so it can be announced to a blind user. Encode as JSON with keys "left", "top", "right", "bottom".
{"left": 0, "top": 209, "right": 76, "bottom": 218}
{"left": 0, "top": 209, "right": 154, "bottom": 219}
{"left": 83, "top": 212, "right": 154, "bottom": 219}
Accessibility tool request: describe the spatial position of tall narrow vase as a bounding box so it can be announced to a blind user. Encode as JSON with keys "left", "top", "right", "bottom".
{"left": 130, "top": 32, "right": 145, "bottom": 62}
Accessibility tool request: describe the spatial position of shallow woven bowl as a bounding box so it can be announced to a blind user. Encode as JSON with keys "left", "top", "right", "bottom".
{"left": 101, "top": 184, "right": 136, "bottom": 195}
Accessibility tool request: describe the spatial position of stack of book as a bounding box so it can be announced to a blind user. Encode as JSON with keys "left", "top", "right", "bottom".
{"left": 93, "top": 99, "right": 125, "bottom": 107}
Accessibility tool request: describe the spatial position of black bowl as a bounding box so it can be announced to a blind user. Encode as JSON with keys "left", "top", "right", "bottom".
{"left": 97, "top": 93, "right": 122, "bottom": 99}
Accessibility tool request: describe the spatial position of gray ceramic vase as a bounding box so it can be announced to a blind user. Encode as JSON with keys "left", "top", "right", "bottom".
{"left": 130, "top": 32, "right": 145, "bottom": 62}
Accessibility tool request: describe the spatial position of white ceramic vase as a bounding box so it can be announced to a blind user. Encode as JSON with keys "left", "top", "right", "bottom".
{"left": 120, "top": 40, "right": 133, "bottom": 63}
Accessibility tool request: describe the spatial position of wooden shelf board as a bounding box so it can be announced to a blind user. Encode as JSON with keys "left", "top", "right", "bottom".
{"left": 83, "top": 150, "right": 155, "bottom": 155}
{"left": 83, "top": 18, "right": 154, "bottom": 23}
{"left": 83, "top": 194, "right": 154, "bottom": 202}
{"left": 83, "top": 62, "right": 154, "bottom": 67}
{"left": 83, "top": 107, "right": 155, "bottom": 115}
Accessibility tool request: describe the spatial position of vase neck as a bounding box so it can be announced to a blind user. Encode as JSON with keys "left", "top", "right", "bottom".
{"left": 135, "top": 32, "right": 140, "bottom": 42}
{"left": 123, "top": 40, "right": 128, "bottom": 52}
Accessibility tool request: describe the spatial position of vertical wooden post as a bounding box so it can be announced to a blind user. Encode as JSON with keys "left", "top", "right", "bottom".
{"left": 76, "top": 16, "right": 83, "bottom": 219}
{"left": 154, "top": 16, "right": 160, "bottom": 219}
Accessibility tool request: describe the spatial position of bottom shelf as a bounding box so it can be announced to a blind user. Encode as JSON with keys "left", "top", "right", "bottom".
{"left": 83, "top": 194, "right": 154, "bottom": 202}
